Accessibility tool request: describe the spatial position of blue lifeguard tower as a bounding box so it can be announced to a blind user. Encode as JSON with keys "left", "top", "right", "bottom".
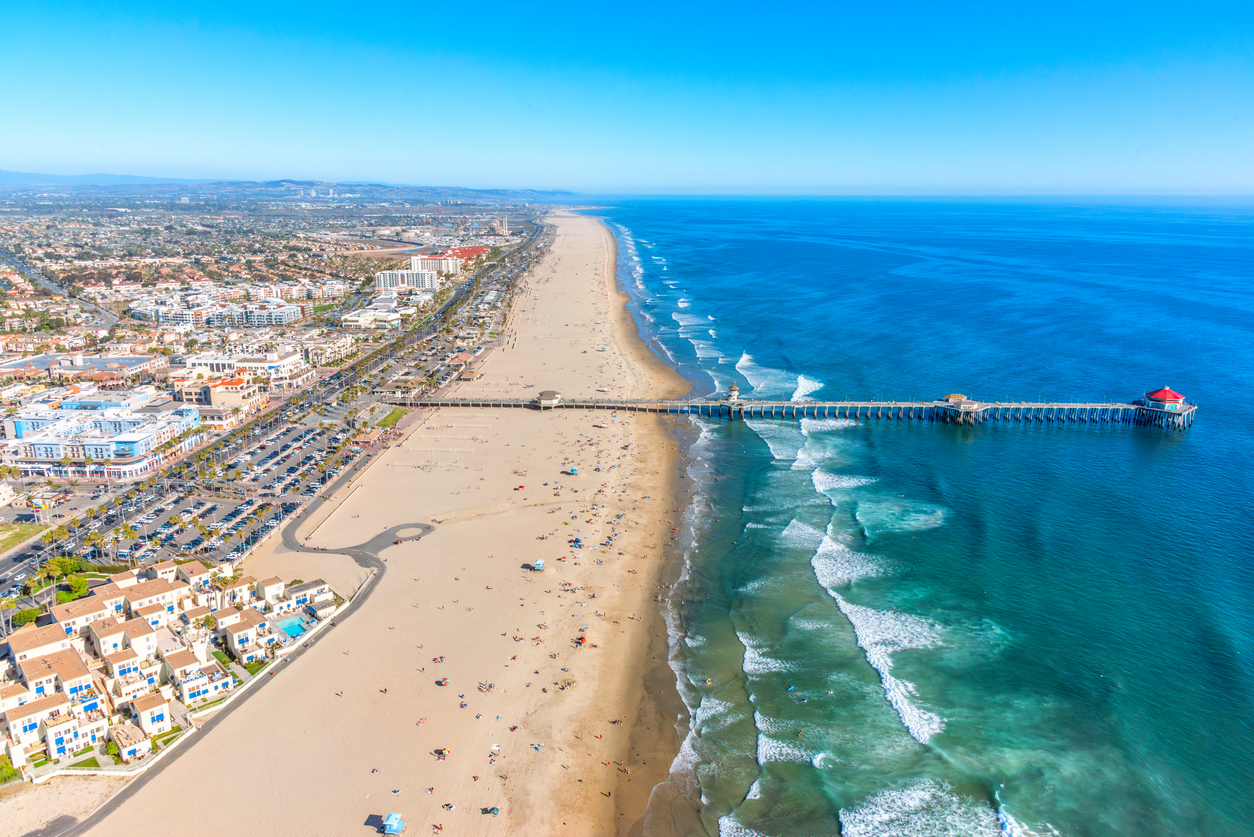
{"left": 381, "top": 812, "right": 407, "bottom": 834}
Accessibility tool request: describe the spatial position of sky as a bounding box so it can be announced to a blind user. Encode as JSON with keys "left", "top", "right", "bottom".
{"left": 2, "top": 0, "right": 1253, "bottom": 194}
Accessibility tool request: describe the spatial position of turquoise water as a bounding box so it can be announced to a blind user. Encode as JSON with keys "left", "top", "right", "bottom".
{"left": 592, "top": 201, "right": 1254, "bottom": 837}
{"left": 276, "top": 614, "right": 310, "bottom": 639}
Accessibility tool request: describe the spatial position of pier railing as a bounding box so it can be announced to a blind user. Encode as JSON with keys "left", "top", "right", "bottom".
{"left": 381, "top": 396, "right": 1197, "bottom": 430}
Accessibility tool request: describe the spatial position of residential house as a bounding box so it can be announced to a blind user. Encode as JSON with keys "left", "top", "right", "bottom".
{"left": 288, "top": 579, "right": 332, "bottom": 609}
{"left": 129, "top": 693, "right": 171, "bottom": 737}
{"left": 50, "top": 596, "right": 111, "bottom": 651}
{"left": 109, "top": 722, "right": 148, "bottom": 763}
{"left": 5, "top": 623, "right": 74, "bottom": 664}
{"left": 16, "top": 649, "right": 93, "bottom": 703}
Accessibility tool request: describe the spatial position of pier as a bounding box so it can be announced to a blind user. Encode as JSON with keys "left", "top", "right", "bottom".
{"left": 381, "top": 387, "right": 1197, "bottom": 430}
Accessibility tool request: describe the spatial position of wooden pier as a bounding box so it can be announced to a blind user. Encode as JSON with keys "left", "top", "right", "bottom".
{"left": 381, "top": 389, "right": 1197, "bottom": 430}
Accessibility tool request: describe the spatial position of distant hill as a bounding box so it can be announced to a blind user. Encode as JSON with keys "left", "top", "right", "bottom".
{"left": 0, "top": 169, "right": 578, "bottom": 202}
{"left": 0, "top": 169, "right": 208, "bottom": 187}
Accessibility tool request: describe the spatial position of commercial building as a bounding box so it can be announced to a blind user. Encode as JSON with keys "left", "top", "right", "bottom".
{"left": 0, "top": 353, "right": 167, "bottom": 383}
{"left": 182, "top": 348, "right": 314, "bottom": 392}
{"left": 0, "top": 386, "right": 203, "bottom": 480}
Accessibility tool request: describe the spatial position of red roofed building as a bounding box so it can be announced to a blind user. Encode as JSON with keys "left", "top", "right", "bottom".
{"left": 1141, "top": 386, "right": 1186, "bottom": 411}
{"left": 442, "top": 246, "right": 490, "bottom": 260}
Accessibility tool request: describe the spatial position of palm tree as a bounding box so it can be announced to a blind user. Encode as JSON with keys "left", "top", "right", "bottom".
{"left": 119, "top": 524, "right": 139, "bottom": 568}
{"left": 0, "top": 596, "right": 17, "bottom": 637}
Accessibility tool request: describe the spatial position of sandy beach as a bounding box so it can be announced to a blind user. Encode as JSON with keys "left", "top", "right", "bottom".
{"left": 61, "top": 212, "right": 688, "bottom": 837}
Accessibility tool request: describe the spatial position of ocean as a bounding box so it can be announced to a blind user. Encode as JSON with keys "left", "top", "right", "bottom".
{"left": 588, "top": 200, "right": 1254, "bottom": 837}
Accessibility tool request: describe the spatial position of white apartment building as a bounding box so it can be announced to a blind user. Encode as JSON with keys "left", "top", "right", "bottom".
{"left": 374, "top": 270, "right": 440, "bottom": 291}
{"left": 183, "top": 348, "right": 314, "bottom": 392}
{"left": 409, "top": 254, "right": 463, "bottom": 273}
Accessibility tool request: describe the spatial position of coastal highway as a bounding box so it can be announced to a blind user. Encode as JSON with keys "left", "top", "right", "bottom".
{"left": 0, "top": 243, "right": 119, "bottom": 327}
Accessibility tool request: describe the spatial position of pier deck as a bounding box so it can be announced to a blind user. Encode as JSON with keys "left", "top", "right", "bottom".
{"left": 380, "top": 395, "right": 1197, "bottom": 429}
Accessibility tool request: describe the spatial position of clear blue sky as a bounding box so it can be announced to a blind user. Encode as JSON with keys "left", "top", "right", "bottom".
{"left": 3, "top": 0, "right": 1253, "bottom": 194}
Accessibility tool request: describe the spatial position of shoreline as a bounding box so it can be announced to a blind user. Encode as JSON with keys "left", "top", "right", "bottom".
{"left": 595, "top": 219, "right": 691, "bottom": 835}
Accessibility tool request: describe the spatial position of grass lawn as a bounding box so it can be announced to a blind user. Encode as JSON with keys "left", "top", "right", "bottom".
{"left": 0, "top": 522, "right": 47, "bottom": 554}
{"left": 313, "top": 303, "right": 336, "bottom": 313}
{"left": 378, "top": 408, "right": 408, "bottom": 428}
{"left": 193, "top": 696, "right": 229, "bottom": 713}
{"left": 70, "top": 756, "right": 101, "bottom": 769}
{"left": 212, "top": 649, "right": 231, "bottom": 667}
{"left": 243, "top": 659, "right": 269, "bottom": 676}
{"left": 153, "top": 727, "right": 182, "bottom": 745}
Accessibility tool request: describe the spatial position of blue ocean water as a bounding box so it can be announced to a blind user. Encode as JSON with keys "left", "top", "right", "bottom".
{"left": 591, "top": 201, "right": 1254, "bottom": 837}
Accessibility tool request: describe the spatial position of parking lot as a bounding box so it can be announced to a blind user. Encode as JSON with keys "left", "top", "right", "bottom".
{"left": 0, "top": 418, "right": 370, "bottom": 606}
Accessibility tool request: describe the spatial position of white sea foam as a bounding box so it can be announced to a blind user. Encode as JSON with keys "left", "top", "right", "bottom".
{"left": 779, "top": 519, "right": 825, "bottom": 551}
{"left": 745, "top": 780, "right": 763, "bottom": 800}
{"left": 756, "top": 734, "right": 816, "bottom": 764}
{"left": 813, "top": 471, "right": 878, "bottom": 494}
{"left": 694, "top": 696, "right": 740, "bottom": 732}
{"left": 791, "top": 444, "right": 824, "bottom": 472}
{"left": 739, "top": 633, "right": 797, "bottom": 675}
{"left": 811, "top": 535, "right": 882, "bottom": 587}
{"left": 718, "top": 814, "right": 772, "bottom": 837}
{"left": 678, "top": 297, "right": 691, "bottom": 307}
{"left": 690, "top": 339, "right": 723, "bottom": 359}
{"left": 672, "top": 311, "right": 708, "bottom": 328}
{"left": 800, "top": 417, "right": 857, "bottom": 435}
{"left": 744, "top": 522, "right": 769, "bottom": 529}
{"left": 828, "top": 593, "right": 945, "bottom": 743}
{"left": 840, "top": 779, "right": 1000, "bottom": 837}
{"left": 744, "top": 419, "right": 806, "bottom": 461}
{"left": 735, "top": 352, "right": 797, "bottom": 398}
{"left": 791, "top": 374, "right": 824, "bottom": 401}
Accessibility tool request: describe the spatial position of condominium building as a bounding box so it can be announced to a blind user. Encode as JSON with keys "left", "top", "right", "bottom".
{"left": 374, "top": 270, "right": 440, "bottom": 291}
{"left": 182, "top": 348, "right": 314, "bottom": 392}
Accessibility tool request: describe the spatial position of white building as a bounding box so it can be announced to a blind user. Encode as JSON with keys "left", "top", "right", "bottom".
{"left": 183, "top": 348, "right": 314, "bottom": 392}
{"left": 340, "top": 310, "right": 402, "bottom": 329}
{"left": 410, "top": 254, "right": 463, "bottom": 274}
{"left": 374, "top": 270, "right": 441, "bottom": 291}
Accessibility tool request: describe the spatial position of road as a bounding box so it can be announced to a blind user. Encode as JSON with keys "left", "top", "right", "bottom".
{"left": 0, "top": 244, "right": 119, "bottom": 327}
{"left": 0, "top": 222, "right": 548, "bottom": 619}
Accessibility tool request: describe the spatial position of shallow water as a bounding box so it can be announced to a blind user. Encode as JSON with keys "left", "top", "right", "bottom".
{"left": 595, "top": 201, "right": 1254, "bottom": 837}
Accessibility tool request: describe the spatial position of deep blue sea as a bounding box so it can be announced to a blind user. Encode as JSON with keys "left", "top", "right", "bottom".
{"left": 589, "top": 201, "right": 1254, "bottom": 837}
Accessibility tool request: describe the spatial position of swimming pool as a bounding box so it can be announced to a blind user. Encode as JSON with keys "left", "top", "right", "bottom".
{"left": 276, "top": 614, "right": 312, "bottom": 639}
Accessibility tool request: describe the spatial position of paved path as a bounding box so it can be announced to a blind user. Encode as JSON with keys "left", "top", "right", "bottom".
{"left": 41, "top": 455, "right": 434, "bottom": 837}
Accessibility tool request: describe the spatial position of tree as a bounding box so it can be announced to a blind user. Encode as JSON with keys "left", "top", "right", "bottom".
{"left": 66, "top": 574, "right": 89, "bottom": 598}
{"left": 12, "top": 608, "right": 40, "bottom": 627}
{"left": 0, "top": 596, "right": 17, "bottom": 636}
